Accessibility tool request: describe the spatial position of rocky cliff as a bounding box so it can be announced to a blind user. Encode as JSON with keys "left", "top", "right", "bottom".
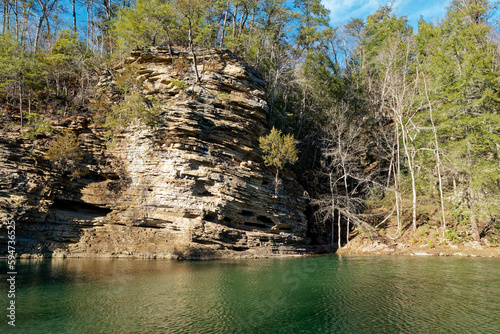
{"left": 0, "top": 47, "right": 312, "bottom": 259}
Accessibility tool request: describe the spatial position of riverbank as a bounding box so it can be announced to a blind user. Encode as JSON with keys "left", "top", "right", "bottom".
{"left": 337, "top": 238, "right": 500, "bottom": 257}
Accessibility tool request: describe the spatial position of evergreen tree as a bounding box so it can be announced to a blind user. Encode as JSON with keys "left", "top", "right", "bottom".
{"left": 259, "top": 127, "right": 299, "bottom": 197}
{"left": 417, "top": 0, "right": 500, "bottom": 240}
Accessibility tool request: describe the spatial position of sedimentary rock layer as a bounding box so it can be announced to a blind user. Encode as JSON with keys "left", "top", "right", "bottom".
{"left": 0, "top": 48, "right": 310, "bottom": 259}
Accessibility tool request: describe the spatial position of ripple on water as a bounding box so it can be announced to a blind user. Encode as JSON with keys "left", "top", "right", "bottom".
{"left": 1, "top": 256, "right": 500, "bottom": 333}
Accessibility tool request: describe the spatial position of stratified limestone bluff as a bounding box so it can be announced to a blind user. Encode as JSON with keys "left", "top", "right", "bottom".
{"left": 0, "top": 47, "right": 312, "bottom": 259}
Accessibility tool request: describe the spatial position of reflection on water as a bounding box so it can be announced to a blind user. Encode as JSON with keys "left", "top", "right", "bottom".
{"left": 1, "top": 256, "right": 500, "bottom": 333}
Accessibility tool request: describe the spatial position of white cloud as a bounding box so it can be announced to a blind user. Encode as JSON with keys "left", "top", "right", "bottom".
{"left": 322, "top": 0, "right": 449, "bottom": 27}
{"left": 323, "top": 0, "right": 389, "bottom": 25}
{"left": 399, "top": 0, "right": 449, "bottom": 26}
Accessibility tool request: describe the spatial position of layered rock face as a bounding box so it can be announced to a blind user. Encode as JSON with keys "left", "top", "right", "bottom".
{"left": 0, "top": 48, "right": 310, "bottom": 259}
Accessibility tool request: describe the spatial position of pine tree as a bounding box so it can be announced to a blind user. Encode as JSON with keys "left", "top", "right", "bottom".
{"left": 416, "top": 0, "right": 500, "bottom": 241}
{"left": 259, "top": 127, "right": 299, "bottom": 197}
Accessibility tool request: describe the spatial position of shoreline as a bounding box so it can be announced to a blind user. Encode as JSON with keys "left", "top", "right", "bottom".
{"left": 0, "top": 249, "right": 321, "bottom": 261}
{"left": 337, "top": 239, "right": 500, "bottom": 258}
{"left": 2, "top": 244, "right": 499, "bottom": 260}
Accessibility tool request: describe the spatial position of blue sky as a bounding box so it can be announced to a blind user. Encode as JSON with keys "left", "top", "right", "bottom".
{"left": 323, "top": 0, "right": 450, "bottom": 28}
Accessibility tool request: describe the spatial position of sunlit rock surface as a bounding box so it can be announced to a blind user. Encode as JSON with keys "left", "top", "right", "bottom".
{"left": 0, "top": 48, "right": 310, "bottom": 259}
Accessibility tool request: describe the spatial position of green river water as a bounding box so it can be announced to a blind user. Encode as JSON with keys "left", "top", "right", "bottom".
{"left": 1, "top": 255, "right": 500, "bottom": 333}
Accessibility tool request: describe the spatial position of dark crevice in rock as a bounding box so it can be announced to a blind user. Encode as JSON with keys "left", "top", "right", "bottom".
{"left": 257, "top": 215, "right": 274, "bottom": 225}
{"left": 133, "top": 218, "right": 173, "bottom": 228}
{"left": 199, "top": 190, "right": 213, "bottom": 196}
{"left": 192, "top": 238, "right": 221, "bottom": 246}
{"left": 244, "top": 221, "right": 267, "bottom": 229}
{"left": 203, "top": 212, "right": 218, "bottom": 223}
{"left": 183, "top": 213, "right": 201, "bottom": 219}
{"left": 51, "top": 199, "right": 111, "bottom": 218}
{"left": 226, "top": 245, "right": 249, "bottom": 251}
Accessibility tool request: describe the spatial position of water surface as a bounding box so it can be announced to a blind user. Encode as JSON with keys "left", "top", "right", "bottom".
{"left": 1, "top": 255, "right": 500, "bottom": 333}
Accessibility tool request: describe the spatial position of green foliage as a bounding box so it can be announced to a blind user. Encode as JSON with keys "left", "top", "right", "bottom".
{"left": 0, "top": 33, "right": 46, "bottom": 101}
{"left": 23, "top": 113, "right": 52, "bottom": 139}
{"left": 173, "top": 0, "right": 212, "bottom": 43}
{"left": 259, "top": 127, "right": 299, "bottom": 172}
{"left": 46, "top": 129, "right": 86, "bottom": 179}
{"left": 50, "top": 30, "right": 86, "bottom": 61}
{"left": 418, "top": 226, "right": 429, "bottom": 238}
{"left": 112, "top": 0, "right": 178, "bottom": 54}
{"left": 115, "top": 65, "right": 141, "bottom": 94}
{"left": 415, "top": 0, "right": 500, "bottom": 232}
{"left": 0, "top": 33, "right": 18, "bottom": 91}
{"left": 363, "top": 5, "right": 413, "bottom": 63}
{"left": 259, "top": 127, "right": 298, "bottom": 196}
{"left": 105, "top": 91, "right": 163, "bottom": 135}
{"left": 217, "top": 92, "right": 230, "bottom": 103}
{"left": 445, "top": 227, "right": 460, "bottom": 243}
{"left": 294, "top": 0, "right": 332, "bottom": 51}
{"left": 171, "top": 79, "right": 187, "bottom": 90}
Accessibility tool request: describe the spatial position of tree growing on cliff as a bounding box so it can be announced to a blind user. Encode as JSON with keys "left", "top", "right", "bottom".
{"left": 259, "top": 127, "right": 298, "bottom": 197}
{"left": 46, "top": 129, "right": 86, "bottom": 179}
{"left": 172, "top": 0, "right": 211, "bottom": 82}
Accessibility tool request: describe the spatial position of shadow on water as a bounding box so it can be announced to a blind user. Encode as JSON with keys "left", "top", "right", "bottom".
{"left": 1, "top": 255, "right": 500, "bottom": 333}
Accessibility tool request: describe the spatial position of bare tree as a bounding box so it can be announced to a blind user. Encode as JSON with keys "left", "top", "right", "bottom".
{"left": 313, "top": 102, "right": 376, "bottom": 248}
{"left": 420, "top": 66, "right": 447, "bottom": 236}
{"left": 379, "top": 36, "right": 420, "bottom": 231}
{"left": 34, "top": 0, "right": 59, "bottom": 52}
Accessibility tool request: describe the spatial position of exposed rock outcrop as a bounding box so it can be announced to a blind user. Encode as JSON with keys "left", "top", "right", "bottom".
{"left": 0, "top": 48, "right": 311, "bottom": 259}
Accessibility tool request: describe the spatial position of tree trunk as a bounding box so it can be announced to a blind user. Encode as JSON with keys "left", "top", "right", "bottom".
{"left": 2, "top": 1, "right": 6, "bottom": 34}
{"left": 423, "top": 75, "right": 447, "bottom": 236}
{"left": 338, "top": 210, "right": 341, "bottom": 248}
{"left": 34, "top": 0, "right": 58, "bottom": 52}
{"left": 103, "top": 0, "right": 111, "bottom": 23}
{"left": 470, "top": 188, "right": 480, "bottom": 242}
{"left": 346, "top": 217, "right": 350, "bottom": 243}
{"left": 238, "top": 11, "right": 248, "bottom": 38}
{"left": 20, "top": 4, "right": 29, "bottom": 47}
{"left": 14, "top": 0, "right": 19, "bottom": 40}
{"left": 188, "top": 20, "right": 200, "bottom": 83}
{"left": 467, "top": 139, "right": 480, "bottom": 242}
{"left": 331, "top": 218, "right": 334, "bottom": 249}
{"left": 89, "top": 0, "right": 95, "bottom": 49}
{"left": 328, "top": 172, "right": 336, "bottom": 249}
{"left": 19, "top": 86, "right": 23, "bottom": 126}
{"left": 395, "top": 119, "right": 401, "bottom": 233}
{"left": 400, "top": 117, "right": 417, "bottom": 230}
{"left": 72, "top": 0, "right": 77, "bottom": 33}
{"left": 3, "top": 0, "right": 10, "bottom": 34}
{"left": 34, "top": 15, "right": 44, "bottom": 52}
{"left": 219, "top": 1, "right": 229, "bottom": 48}
{"left": 232, "top": 5, "right": 237, "bottom": 39}
{"left": 410, "top": 158, "right": 417, "bottom": 230}
{"left": 274, "top": 168, "right": 279, "bottom": 198}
